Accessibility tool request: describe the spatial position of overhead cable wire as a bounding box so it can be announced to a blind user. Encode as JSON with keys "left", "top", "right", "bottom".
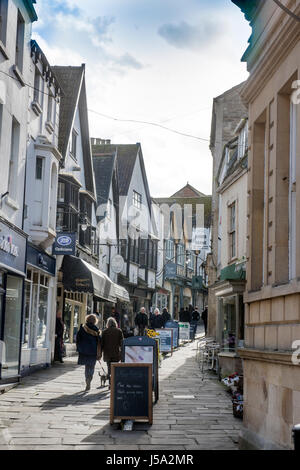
{"left": 272, "top": 0, "right": 300, "bottom": 22}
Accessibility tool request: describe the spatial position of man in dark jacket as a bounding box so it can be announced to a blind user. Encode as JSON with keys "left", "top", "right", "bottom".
{"left": 162, "top": 307, "right": 171, "bottom": 327}
{"left": 134, "top": 307, "right": 148, "bottom": 336}
{"left": 101, "top": 317, "right": 124, "bottom": 382}
{"left": 191, "top": 306, "right": 200, "bottom": 340}
{"left": 76, "top": 314, "right": 101, "bottom": 391}
{"left": 202, "top": 307, "right": 208, "bottom": 336}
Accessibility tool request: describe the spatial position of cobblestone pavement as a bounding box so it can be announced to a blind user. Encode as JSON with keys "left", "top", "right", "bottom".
{"left": 0, "top": 331, "right": 242, "bottom": 450}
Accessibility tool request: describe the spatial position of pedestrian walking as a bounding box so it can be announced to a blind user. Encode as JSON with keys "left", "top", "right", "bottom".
{"left": 134, "top": 307, "right": 148, "bottom": 336}
{"left": 76, "top": 314, "right": 102, "bottom": 391}
{"left": 191, "top": 306, "right": 200, "bottom": 340}
{"left": 150, "top": 308, "right": 164, "bottom": 330}
{"left": 162, "top": 307, "right": 171, "bottom": 326}
{"left": 179, "top": 307, "right": 185, "bottom": 322}
{"left": 202, "top": 306, "right": 208, "bottom": 336}
{"left": 101, "top": 317, "right": 124, "bottom": 383}
{"left": 54, "top": 312, "right": 65, "bottom": 363}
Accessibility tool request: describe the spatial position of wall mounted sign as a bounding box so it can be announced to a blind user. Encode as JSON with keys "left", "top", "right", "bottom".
{"left": 27, "top": 244, "right": 56, "bottom": 276}
{"left": 0, "top": 220, "right": 26, "bottom": 274}
{"left": 111, "top": 254, "right": 125, "bottom": 274}
{"left": 52, "top": 233, "right": 76, "bottom": 256}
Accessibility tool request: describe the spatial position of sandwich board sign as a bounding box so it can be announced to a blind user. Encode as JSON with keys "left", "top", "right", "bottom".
{"left": 179, "top": 322, "right": 190, "bottom": 343}
{"left": 164, "top": 321, "right": 179, "bottom": 349}
{"left": 122, "top": 336, "right": 159, "bottom": 403}
{"left": 110, "top": 363, "right": 153, "bottom": 425}
{"left": 155, "top": 329, "right": 173, "bottom": 355}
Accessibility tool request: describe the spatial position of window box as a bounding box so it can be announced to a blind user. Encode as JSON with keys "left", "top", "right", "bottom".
{"left": 45, "top": 120, "right": 54, "bottom": 134}
{"left": 32, "top": 100, "right": 42, "bottom": 116}
{"left": 12, "top": 65, "right": 25, "bottom": 87}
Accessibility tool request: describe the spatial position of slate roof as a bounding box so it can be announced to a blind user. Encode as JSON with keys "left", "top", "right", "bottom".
{"left": 91, "top": 143, "right": 152, "bottom": 211}
{"left": 92, "top": 151, "right": 116, "bottom": 207}
{"left": 52, "top": 66, "right": 83, "bottom": 160}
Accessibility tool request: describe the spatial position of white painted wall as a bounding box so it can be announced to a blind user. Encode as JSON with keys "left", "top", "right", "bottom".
{"left": 0, "top": 0, "right": 34, "bottom": 229}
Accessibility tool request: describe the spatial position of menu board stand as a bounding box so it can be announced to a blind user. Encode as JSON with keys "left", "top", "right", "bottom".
{"left": 110, "top": 363, "right": 153, "bottom": 425}
{"left": 122, "top": 336, "right": 159, "bottom": 403}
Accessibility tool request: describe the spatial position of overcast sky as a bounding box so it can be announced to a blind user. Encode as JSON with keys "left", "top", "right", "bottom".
{"left": 32, "top": 0, "right": 250, "bottom": 197}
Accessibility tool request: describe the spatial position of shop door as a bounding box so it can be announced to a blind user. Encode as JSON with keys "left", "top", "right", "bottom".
{"left": 2, "top": 276, "right": 23, "bottom": 379}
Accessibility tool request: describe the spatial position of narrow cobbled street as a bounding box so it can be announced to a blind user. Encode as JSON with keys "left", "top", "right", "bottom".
{"left": 0, "top": 331, "right": 242, "bottom": 451}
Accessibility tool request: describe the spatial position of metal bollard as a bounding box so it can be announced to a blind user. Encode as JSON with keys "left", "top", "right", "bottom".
{"left": 292, "top": 424, "right": 300, "bottom": 451}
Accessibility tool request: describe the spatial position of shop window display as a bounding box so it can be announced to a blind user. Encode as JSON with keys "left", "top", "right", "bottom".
{"left": 2, "top": 276, "right": 23, "bottom": 378}
{"left": 222, "top": 296, "right": 236, "bottom": 351}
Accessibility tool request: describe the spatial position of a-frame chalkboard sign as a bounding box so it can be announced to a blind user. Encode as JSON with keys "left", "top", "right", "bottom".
{"left": 122, "top": 336, "right": 159, "bottom": 403}
{"left": 110, "top": 363, "right": 153, "bottom": 425}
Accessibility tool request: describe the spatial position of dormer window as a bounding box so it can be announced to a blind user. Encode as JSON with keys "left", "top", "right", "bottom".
{"left": 70, "top": 129, "right": 78, "bottom": 160}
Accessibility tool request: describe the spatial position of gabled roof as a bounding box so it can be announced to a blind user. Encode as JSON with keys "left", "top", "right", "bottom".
{"left": 171, "top": 183, "right": 205, "bottom": 198}
{"left": 91, "top": 143, "right": 152, "bottom": 212}
{"left": 52, "top": 65, "right": 96, "bottom": 197}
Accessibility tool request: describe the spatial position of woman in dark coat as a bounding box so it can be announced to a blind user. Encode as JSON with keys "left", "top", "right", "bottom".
{"left": 76, "top": 314, "right": 101, "bottom": 391}
{"left": 54, "top": 314, "right": 65, "bottom": 363}
{"left": 101, "top": 317, "right": 124, "bottom": 383}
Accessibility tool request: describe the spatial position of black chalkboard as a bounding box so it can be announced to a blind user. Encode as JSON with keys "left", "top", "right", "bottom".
{"left": 110, "top": 363, "right": 153, "bottom": 424}
{"left": 122, "top": 336, "right": 159, "bottom": 403}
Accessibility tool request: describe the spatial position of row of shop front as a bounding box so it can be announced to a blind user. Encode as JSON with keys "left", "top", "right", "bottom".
{"left": 0, "top": 216, "right": 131, "bottom": 385}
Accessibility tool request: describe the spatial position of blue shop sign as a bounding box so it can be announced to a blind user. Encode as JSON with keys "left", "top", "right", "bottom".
{"left": 27, "top": 244, "right": 56, "bottom": 276}
{"left": 0, "top": 219, "right": 27, "bottom": 274}
{"left": 52, "top": 233, "right": 76, "bottom": 256}
{"left": 165, "top": 262, "right": 177, "bottom": 279}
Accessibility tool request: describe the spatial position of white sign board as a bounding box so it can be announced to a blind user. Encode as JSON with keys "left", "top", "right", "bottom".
{"left": 179, "top": 322, "right": 190, "bottom": 342}
{"left": 155, "top": 329, "right": 173, "bottom": 354}
{"left": 192, "top": 228, "right": 208, "bottom": 251}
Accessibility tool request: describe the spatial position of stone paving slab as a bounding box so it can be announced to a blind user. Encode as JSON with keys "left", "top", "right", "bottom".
{"left": 0, "top": 330, "right": 242, "bottom": 450}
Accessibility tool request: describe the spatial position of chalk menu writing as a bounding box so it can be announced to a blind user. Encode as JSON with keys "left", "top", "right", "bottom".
{"left": 110, "top": 363, "right": 153, "bottom": 424}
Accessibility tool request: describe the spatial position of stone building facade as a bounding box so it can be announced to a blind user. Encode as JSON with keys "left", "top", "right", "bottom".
{"left": 208, "top": 83, "right": 247, "bottom": 338}
{"left": 233, "top": 0, "right": 300, "bottom": 450}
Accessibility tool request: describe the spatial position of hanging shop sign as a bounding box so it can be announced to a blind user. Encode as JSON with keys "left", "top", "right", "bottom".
{"left": 52, "top": 233, "right": 76, "bottom": 256}
{"left": 111, "top": 254, "right": 125, "bottom": 274}
{"left": 0, "top": 219, "right": 26, "bottom": 274}
{"left": 165, "top": 262, "right": 177, "bottom": 279}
